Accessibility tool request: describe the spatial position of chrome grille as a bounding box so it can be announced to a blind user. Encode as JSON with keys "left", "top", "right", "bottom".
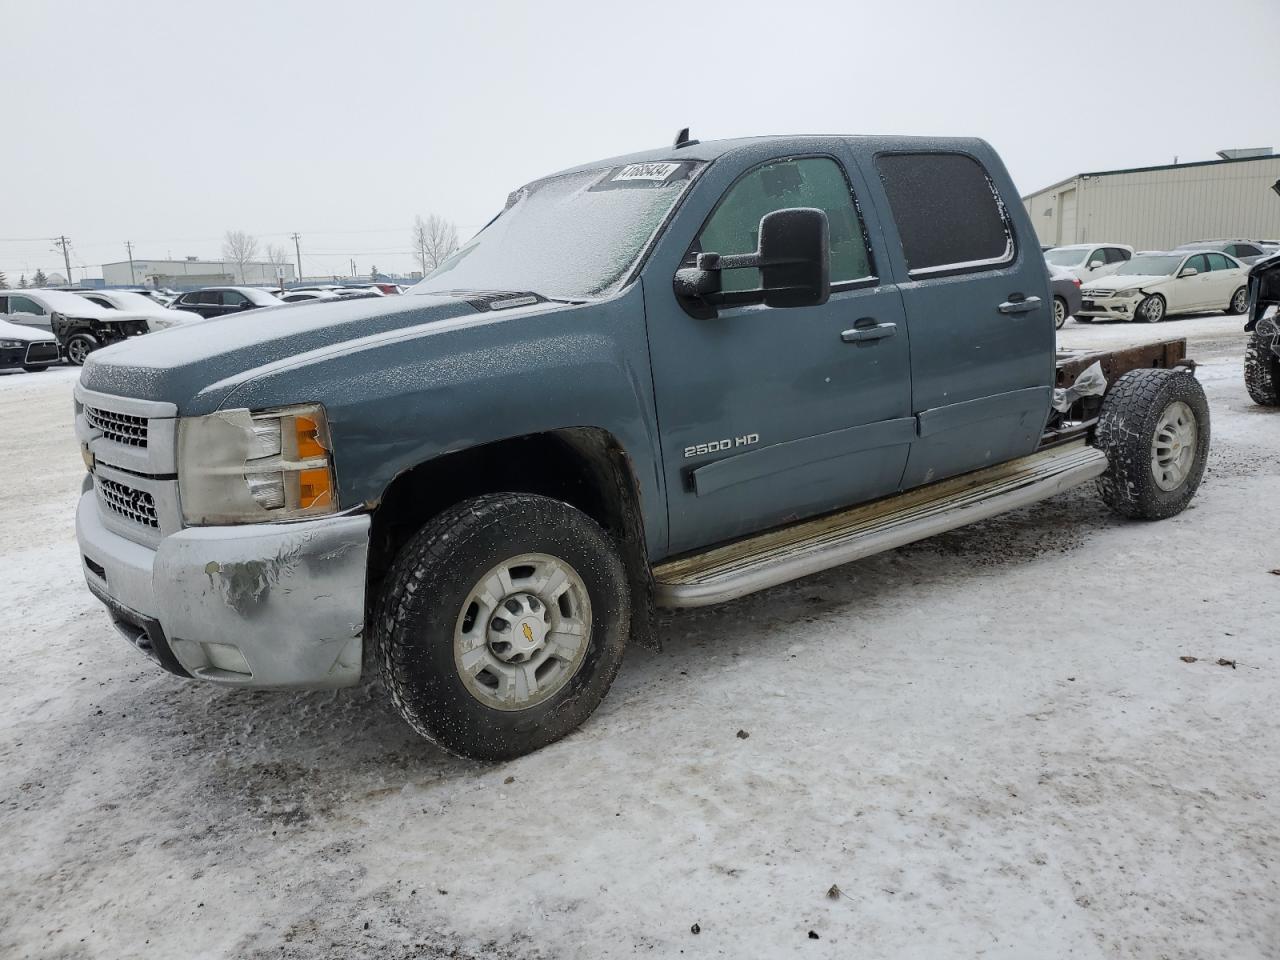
{"left": 98, "top": 476, "right": 160, "bottom": 528}
{"left": 85, "top": 405, "right": 149, "bottom": 448}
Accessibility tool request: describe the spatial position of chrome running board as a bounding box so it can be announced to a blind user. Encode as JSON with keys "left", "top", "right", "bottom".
{"left": 653, "top": 440, "right": 1109, "bottom": 608}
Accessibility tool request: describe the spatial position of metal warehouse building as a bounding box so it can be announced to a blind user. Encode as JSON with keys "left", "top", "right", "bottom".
{"left": 1021, "top": 150, "right": 1280, "bottom": 251}
{"left": 101, "top": 257, "right": 296, "bottom": 289}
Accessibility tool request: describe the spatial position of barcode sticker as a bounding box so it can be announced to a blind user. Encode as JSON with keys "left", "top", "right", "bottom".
{"left": 612, "top": 162, "right": 681, "bottom": 183}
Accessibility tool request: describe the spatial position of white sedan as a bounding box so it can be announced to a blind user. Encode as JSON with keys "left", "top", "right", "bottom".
{"left": 1077, "top": 250, "right": 1249, "bottom": 323}
{"left": 74, "top": 289, "right": 196, "bottom": 332}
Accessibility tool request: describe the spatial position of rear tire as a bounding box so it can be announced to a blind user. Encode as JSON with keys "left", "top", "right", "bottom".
{"left": 1245, "top": 322, "right": 1280, "bottom": 406}
{"left": 1053, "top": 296, "right": 1068, "bottom": 330}
{"left": 375, "top": 493, "right": 630, "bottom": 761}
{"left": 1137, "top": 294, "right": 1166, "bottom": 323}
{"left": 1094, "top": 368, "right": 1209, "bottom": 519}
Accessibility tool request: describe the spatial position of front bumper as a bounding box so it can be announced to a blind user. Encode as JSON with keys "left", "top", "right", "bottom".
{"left": 1078, "top": 293, "right": 1142, "bottom": 320}
{"left": 76, "top": 490, "right": 371, "bottom": 688}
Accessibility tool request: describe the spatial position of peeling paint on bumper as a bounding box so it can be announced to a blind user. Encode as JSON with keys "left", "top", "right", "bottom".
{"left": 76, "top": 491, "right": 370, "bottom": 688}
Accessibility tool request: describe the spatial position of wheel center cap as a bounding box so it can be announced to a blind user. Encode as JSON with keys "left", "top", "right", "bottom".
{"left": 487, "top": 593, "right": 549, "bottom": 663}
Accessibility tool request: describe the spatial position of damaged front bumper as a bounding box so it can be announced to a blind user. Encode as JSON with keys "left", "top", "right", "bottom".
{"left": 76, "top": 490, "right": 370, "bottom": 688}
{"left": 1077, "top": 292, "right": 1141, "bottom": 320}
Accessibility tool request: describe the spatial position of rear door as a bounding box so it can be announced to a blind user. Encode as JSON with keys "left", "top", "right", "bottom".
{"left": 646, "top": 151, "right": 915, "bottom": 554}
{"left": 1205, "top": 253, "right": 1242, "bottom": 306}
{"left": 863, "top": 147, "right": 1053, "bottom": 489}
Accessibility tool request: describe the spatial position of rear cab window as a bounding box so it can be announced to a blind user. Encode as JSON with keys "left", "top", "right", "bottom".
{"left": 874, "top": 152, "right": 1014, "bottom": 277}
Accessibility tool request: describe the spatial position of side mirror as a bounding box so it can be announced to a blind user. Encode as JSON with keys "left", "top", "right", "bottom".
{"left": 673, "top": 207, "right": 831, "bottom": 318}
{"left": 1088, "top": 260, "right": 1104, "bottom": 269}
{"left": 1179, "top": 267, "right": 1198, "bottom": 277}
{"left": 241, "top": 300, "right": 257, "bottom": 310}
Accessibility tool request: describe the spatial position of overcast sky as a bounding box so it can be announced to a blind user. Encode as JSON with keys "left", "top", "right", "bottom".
{"left": 4, "top": 0, "right": 1277, "bottom": 282}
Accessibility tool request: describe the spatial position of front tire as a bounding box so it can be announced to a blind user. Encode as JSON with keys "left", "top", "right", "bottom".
{"left": 1227, "top": 286, "right": 1247, "bottom": 315}
{"left": 1245, "top": 323, "right": 1280, "bottom": 406}
{"left": 1137, "top": 294, "right": 1166, "bottom": 323}
{"left": 1094, "top": 368, "right": 1210, "bottom": 519}
{"left": 64, "top": 334, "right": 97, "bottom": 366}
{"left": 1053, "top": 296, "right": 1068, "bottom": 330}
{"left": 375, "top": 493, "right": 630, "bottom": 761}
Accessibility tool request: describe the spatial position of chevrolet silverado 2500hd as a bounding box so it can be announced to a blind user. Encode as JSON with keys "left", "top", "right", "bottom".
{"left": 74, "top": 134, "right": 1210, "bottom": 760}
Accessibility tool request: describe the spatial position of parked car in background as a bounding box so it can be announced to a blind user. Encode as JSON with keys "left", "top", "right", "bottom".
{"left": 1048, "top": 263, "right": 1081, "bottom": 329}
{"left": 1174, "top": 239, "right": 1268, "bottom": 266}
{"left": 279, "top": 290, "right": 342, "bottom": 304}
{"left": 74, "top": 289, "right": 196, "bottom": 332}
{"left": 0, "top": 317, "right": 60, "bottom": 372}
{"left": 0, "top": 289, "right": 150, "bottom": 364}
{"left": 1043, "top": 243, "right": 1135, "bottom": 281}
{"left": 171, "top": 286, "right": 284, "bottom": 319}
{"left": 1078, "top": 250, "right": 1248, "bottom": 322}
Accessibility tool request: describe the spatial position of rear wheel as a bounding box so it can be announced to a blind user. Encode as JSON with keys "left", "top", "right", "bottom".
{"left": 1094, "top": 368, "right": 1209, "bottom": 519}
{"left": 1227, "top": 286, "right": 1247, "bottom": 315}
{"left": 375, "top": 493, "right": 630, "bottom": 761}
{"left": 64, "top": 334, "right": 97, "bottom": 366}
{"left": 1245, "top": 324, "right": 1280, "bottom": 406}
{"left": 1137, "top": 294, "right": 1166, "bottom": 323}
{"left": 1053, "top": 296, "right": 1068, "bottom": 330}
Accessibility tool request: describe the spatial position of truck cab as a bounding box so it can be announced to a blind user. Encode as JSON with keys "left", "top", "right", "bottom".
{"left": 74, "top": 134, "right": 1209, "bottom": 759}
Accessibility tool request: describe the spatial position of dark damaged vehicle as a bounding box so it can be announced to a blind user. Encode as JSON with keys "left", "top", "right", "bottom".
{"left": 1244, "top": 252, "right": 1280, "bottom": 405}
{"left": 75, "top": 134, "right": 1211, "bottom": 759}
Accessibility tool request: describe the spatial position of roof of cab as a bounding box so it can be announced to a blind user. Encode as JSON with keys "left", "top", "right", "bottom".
{"left": 545, "top": 133, "right": 995, "bottom": 181}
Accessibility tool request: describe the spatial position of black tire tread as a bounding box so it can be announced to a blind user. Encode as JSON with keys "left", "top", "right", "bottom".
{"left": 1244, "top": 325, "right": 1280, "bottom": 406}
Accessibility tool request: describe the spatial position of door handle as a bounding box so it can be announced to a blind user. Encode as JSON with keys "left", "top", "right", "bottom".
{"left": 998, "top": 295, "right": 1042, "bottom": 315}
{"left": 841, "top": 321, "right": 897, "bottom": 343}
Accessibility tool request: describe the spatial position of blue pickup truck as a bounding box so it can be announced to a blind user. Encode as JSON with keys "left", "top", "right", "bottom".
{"left": 74, "top": 134, "right": 1210, "bottom": 760}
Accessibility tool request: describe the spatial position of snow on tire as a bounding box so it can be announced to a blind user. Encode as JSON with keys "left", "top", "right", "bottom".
{"left": 374, "top": 492, "right": 630, "bottom": 761}
{"left": 1244, "top": 321, "right": 1280, "bottom": 407}
{"left": 1093, "top": 368, "right": 1210, "bottom": 520}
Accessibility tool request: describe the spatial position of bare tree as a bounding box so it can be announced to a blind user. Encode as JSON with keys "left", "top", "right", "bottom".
{"left": 222, "top": 230, "right": 260, "bottom": 283}
{"left": 264, "top": 242, "right": 291, "bottom": 283}
{"left": 411, "top": 214, "right": 459, "bottom": 275}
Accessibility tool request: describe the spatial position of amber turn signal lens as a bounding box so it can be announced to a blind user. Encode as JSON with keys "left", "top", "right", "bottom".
{"left": 294, "top": 415, "right": 327, "bottom": 460}
{"left": 297, "top": 467, "right": 333, "bottom": 510}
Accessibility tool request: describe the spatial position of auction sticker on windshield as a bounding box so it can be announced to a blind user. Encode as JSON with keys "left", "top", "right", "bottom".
{"left": 612, "top": 162, "right": 682, "bottom": 182}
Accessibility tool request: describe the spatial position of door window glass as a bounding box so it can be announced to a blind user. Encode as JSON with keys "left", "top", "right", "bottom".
{"left": 875, "top": 152, "right": 1013, "bottom": 275}
{"left": 695, "top": 156, "right": 873, "bottom": 293}
{"left": 1105, "top": 248, "right": 1127, "bottom": 264}
{"left": 197, "top": 291, "right": 222, "bottom": 305}
{"left": 221, "top": 291, "right": 249, "bottom": 306}
{"left": 1183, "top": 255, "right": 1209, "bottom": 274}
{"left": 1206, "top": 253, "right": 1232, "bottom": 271}
{"left": 9, "top": 296, "right": 46, "bottom": 315}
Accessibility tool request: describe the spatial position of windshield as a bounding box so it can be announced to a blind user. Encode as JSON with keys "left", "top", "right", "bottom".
{"left": 1116, "top": 255, "right": 1182, "bottom": 276}
{"left": 412, "top": 160, "right": 703, "bottom": 301}
{"left": 1044, "top": 248, "right": 1087, "bottom": 266}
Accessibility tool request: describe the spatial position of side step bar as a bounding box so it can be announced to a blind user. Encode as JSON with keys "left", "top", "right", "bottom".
{"left": 653, "top": 440, "right": 1109, "bottom": 608}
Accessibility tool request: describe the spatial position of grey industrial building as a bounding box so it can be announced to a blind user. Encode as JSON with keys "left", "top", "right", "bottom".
{"left": 1021, "top": 150, "right": 1280, "bottom": 251}
{"left": 101, "top": 257, "right": 295, "bottom": 289}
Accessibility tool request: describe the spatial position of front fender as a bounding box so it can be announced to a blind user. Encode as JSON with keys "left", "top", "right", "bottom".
{"left": 218, "top": 285, "right": 668, "bottom": 555}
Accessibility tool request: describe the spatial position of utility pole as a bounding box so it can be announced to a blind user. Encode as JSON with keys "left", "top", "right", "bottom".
{"left": 350, "top": 258, "right": 357, "bottom": 278}
{"left": 290, "top": 232, "right": 302, "bottom": 283}
{"left": 125, "top": 240, "right": 136, "bottom": 285}
{"left": 54, "top": 236, "right": 73, "bottom": 286}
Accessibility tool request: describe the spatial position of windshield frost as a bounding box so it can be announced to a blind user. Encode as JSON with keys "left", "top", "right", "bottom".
{"left": 1116, "top": 255, "right": 1181, "bottom": 276}
{"left": 412, "top": 161, "right": 702, "bottom": 301}
{"left": 1044, "top": 248, "right": 1086, "bottom": 266}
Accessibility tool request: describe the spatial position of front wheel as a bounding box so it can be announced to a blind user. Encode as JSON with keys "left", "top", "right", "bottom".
{"left": 64, "top": 334, "right": 97, "bottom": 366}
{"left": 1137, "top": 294, "right": 1166, "bottom": 323}
{"left": 1094, "top": 368, "right": 1210, "bottom": 519}
{"left": 1227, "top": 286, "right": 1248, "bottom": 315}
{"left": 375, "top": 493, "right": 630, "bottom": 761}
{"left": 1053, "top": 296, "right": 1068, "bottom": 330}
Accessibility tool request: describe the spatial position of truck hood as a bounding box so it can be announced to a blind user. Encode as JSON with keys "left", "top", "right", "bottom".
{"left": 79, "top": 293, "right": 480, "bottom": 410}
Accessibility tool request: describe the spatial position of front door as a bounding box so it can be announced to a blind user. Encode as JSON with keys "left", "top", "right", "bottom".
{"left": 646, "top": 153, "right": 914, "bottom": 554}
{"left": 864, "top": 148, "right": 1054, "bottom": 488}
{"left": 2, "top": 294, "right": 53, "bottom": 333}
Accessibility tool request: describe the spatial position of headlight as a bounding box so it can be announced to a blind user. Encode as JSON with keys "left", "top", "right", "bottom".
{"left": 0, "top": 339, "right": 24, "bottom": 349}
{"left": 177, "top": 403, "right": 336, "bottom": 524}
{"left": 1117, "top": 288, "right": 1141, "bottom": 299}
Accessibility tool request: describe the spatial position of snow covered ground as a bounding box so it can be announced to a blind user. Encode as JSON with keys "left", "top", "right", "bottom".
{"left": 2, "top": 312, "right": 1278, "bottom": 959}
